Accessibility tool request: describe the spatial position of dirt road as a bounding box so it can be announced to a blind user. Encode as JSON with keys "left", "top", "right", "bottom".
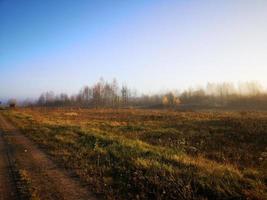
{"left": 0, "top": 131, "right": 18, "bottom": 200}
{"left": 0, "top": 113, "right": 97, "bottom": 200}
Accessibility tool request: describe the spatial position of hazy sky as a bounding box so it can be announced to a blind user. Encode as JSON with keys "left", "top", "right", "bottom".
{"left": 1, "top": 0, "right": 267, "bottom": 100}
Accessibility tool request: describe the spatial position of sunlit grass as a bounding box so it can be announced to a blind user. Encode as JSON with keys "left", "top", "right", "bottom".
{"left": 3, "top": 108, "right": 267, "bottom": 199}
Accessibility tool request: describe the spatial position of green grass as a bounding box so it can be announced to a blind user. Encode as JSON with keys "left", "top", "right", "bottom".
{"left": 3, "top": 108, "right": 267, "bottom": 199}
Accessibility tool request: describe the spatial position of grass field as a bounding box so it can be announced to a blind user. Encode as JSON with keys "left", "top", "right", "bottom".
{"left": 3, "top": 108, "right": 267, "bottom": 199}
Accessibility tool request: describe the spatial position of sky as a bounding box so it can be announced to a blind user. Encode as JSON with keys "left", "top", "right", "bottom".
{"left": 1, "top": 0, "right": 267, "bottom": 100}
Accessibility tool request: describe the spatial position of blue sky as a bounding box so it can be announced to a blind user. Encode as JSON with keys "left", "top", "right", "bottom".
{"left": 1, "top": 0, "right": 267, "bottom": 100}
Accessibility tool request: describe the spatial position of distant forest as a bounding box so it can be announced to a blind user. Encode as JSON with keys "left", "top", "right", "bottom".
{"left": 17, "top": 78, "right": 266, "bottom": 110}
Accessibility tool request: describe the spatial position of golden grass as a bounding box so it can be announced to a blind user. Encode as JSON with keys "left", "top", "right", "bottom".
{"left": 3, "top": 108, "right": 267, "bottom": 199}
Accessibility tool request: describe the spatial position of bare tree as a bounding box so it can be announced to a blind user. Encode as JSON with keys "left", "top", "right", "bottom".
{"left": 121, "top": 85, "right": 129, "bottom": 107}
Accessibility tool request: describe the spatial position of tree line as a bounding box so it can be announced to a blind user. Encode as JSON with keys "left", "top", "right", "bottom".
{"left": 32, "top": 79, "right": 267, "bottom": 109}
{"left": 35, "top": 78, "right": 180, "bottom": 108}
{"left": 37, "top": 78, "right": 130, "bottom": 108}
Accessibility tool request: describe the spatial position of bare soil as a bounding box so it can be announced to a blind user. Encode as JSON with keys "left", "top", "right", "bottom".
{"left": 0, "top": 131, "right": 17, "bottom": 200}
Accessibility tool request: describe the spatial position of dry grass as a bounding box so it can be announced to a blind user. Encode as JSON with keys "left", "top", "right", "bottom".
{"left": 3, "top": 108, "right": 267, "bottom": 199}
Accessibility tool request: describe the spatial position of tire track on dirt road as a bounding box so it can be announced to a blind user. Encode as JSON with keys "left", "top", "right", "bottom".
{"left": 0, "top": 113, "right": 98, "bottom": 200}
{"left": 0, "top": 130, "right": 19, "bottom": 200}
